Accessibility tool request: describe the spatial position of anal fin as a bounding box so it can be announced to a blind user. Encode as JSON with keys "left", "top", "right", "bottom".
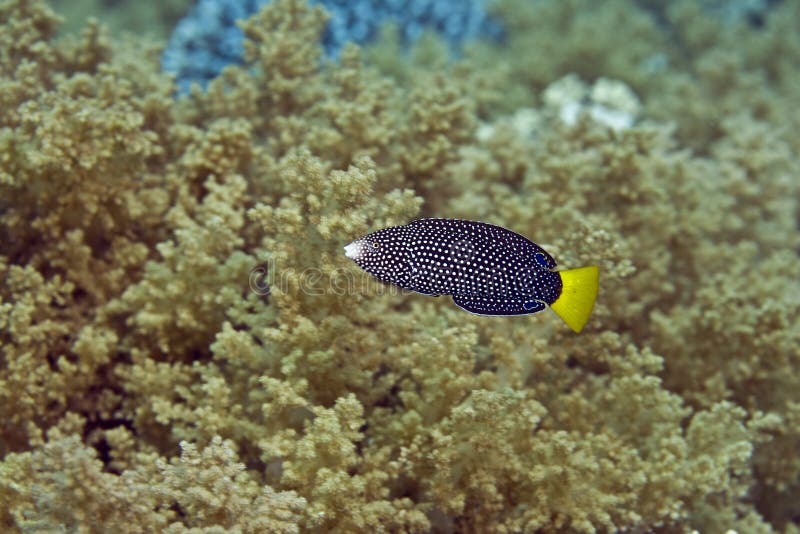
{"left": 451, "top": 294, "right": 545, "bottom": 316}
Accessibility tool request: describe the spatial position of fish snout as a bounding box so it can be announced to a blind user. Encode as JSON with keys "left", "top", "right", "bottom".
{"left": 344, "top": 240, "right": 366, "bottom": 261}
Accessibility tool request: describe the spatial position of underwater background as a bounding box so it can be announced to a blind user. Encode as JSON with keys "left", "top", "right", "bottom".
{"left": 1, "top": 0, "right": 799, "bottom": 532}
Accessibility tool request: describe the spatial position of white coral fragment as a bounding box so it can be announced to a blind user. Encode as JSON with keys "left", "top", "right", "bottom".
{"left": 543, "top": 74, "right": 641, "bottom": 131}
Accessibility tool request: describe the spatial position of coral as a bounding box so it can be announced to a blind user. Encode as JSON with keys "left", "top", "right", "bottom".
{"left": 0, "top": 430, "right": 306, "bottom": 532}
{"left": 1, "top": 0, "right": 799, "bottom": 532}
{"left": 161, "top": 0, "right": 503, "bottom": 92}
{"left": 541, "top": 74, "right": 642, "bottom": 131}
{"left": 48, "top": 0, "right": 191, "bottom": 40}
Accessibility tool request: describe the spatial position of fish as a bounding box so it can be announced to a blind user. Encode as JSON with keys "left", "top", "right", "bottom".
{"left": 344, "top": 218, "right": 599, "bottom": 332}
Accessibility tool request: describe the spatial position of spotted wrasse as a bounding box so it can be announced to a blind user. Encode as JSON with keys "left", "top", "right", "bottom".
{"left": 344, "top": 218, "right": 599, "bottom": 332}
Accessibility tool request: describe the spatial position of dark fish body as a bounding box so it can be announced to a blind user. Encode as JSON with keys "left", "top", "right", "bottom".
{"left": 345, "top": 219, "right": 599, "bottom": 332}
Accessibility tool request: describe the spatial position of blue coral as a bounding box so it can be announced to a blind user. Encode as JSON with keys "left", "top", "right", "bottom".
{"left": 162, "top": 0, "right": 504, "bottom": 93}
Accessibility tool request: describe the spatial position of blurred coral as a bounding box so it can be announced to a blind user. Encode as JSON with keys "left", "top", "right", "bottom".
{"left": 1, "top": 0, "right": 799, "bottom": 532}
{"left": 48, "top": 0, "right": 191, "bottom": 40}
{"left": 162, "top": 0, "right": 503, "bottom": 92}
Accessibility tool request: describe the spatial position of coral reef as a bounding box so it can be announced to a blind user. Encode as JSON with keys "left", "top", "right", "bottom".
{"left": 1, "top": 0, "right": 799, "bottom": 532}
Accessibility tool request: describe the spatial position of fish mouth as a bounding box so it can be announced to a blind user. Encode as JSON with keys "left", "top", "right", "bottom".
{"left": 344, "top": 240, "right": 365, "bottom": 260}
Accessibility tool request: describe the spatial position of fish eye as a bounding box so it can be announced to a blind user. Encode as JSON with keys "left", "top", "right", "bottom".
{"left": 372, "top": 242, "right": 380, "bottom": 249}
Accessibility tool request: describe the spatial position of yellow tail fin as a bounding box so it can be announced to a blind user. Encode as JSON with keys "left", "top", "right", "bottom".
{"left": 550, "top": 266, "right": 599, "bottom": 333}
